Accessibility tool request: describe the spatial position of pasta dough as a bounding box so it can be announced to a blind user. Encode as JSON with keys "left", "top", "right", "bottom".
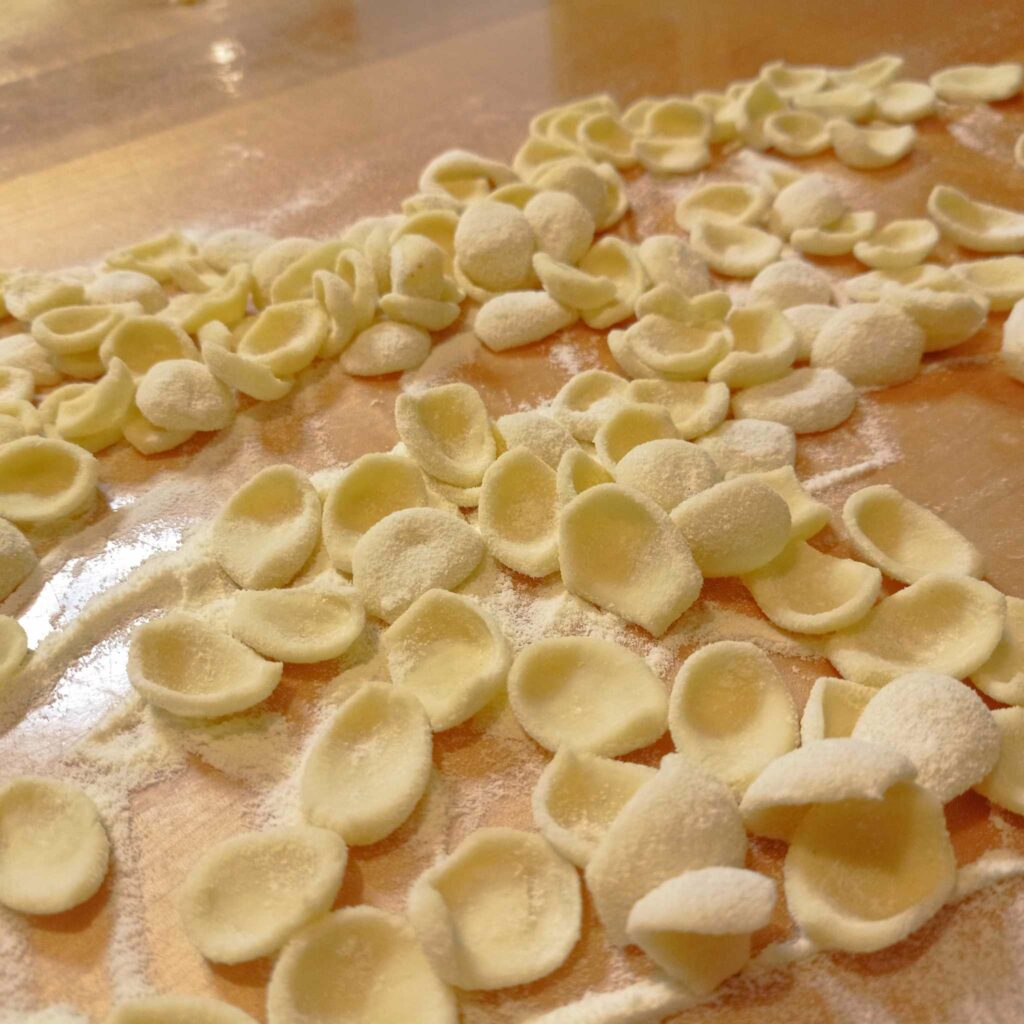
{"left": 551, "top": 369, "right": 627, "bottom": 441}
{"left": 578, "top": 237, "right": 646, "bottom": 329}
{"left": 229, "top": 581, "right": 365, "bottom": 663}
{"left": 351, "top": 507, "right": 484, "bottom": 622}
{"left": 322, "top": 453, "right": 429, "bottom": 573}
{"left": 494, "top": 410, "right": 577, "bottom": 469}
{"left": 201, "top": 325, "right": 294, "bottom": 402}
{"left": 800, "top": 676, "right": 876, "bottom": 742}
{"left": 708, "top": 305, "right": 797, "bottom": 389}
{"left": 852, "top": 671, "right": 999, "bottom": 801}
{"left": 619, "top": 314, "right": 730, "bottom": 381}
{"left": 745, "top": 465, "right": 830, "bottom": 539}
{"left": 791, "top": 211, "right": 877, "bottom": 256}
{"left": 179, "top": 827, "right": 348, "bottom": 963}
{"left": 636, "top": 235, "right": 712, "bottom": 296}
{"left": 585, "top": 753, "right": 747, "bottom": 945}
{"left": 626, "top": 867, "right": 777, "bottom": 994}
{"left": 408, "top": 827, "right": 581, "bottom": 990}
{"left": 559, "top": 483, "right": 702, "bottom": 635}
{"left": 237, "top": 300, "right": 328, "bottom": 375}
{"left": 0, "top": 437, "right": 99, "bottom": 524}
{"left": 674, "top": 182, "right": 770, "bottom": 231}
{"left": 763, "top": 110, "right": 830, "bottom": 156}
{"left": 383, "top": 589, "right": 510, "bottom": 730}
{"left": 842, "top": 483, "right": 985, "bottom": 583}
{"left": 267, "top": 906, "right": 457, "bottom": 1024}
{"left": 107, "top": 996, "right": 258, "bottom": 1024}
{"left": 614, "top": 439, "right": 721, "bottom": 512}
{"left": 810, "top": 302, "right": 925, "bottom": 386}
{"left": 880, "top": 281, "right": 989, "bottom": 351}
{"left": 784, "top": 781, "right": 956, "bottom": 953}
{"left": 626, "top": 378, "right": 729, "bottom": 439}
{"left": 478, "top": 447, "right": 559, "bottom": 577}
{"left": 672, "top": 476, "right": 791, "bottom": 577}
{"left": 531, "top": 748, "right": 655, "bottom": 867}
{"left": 826, "top": 574, "right": 1006, "bottom": 686}
{"left": 732, "top": 367, "right": 856, "bottom": 433}
{"left": 136, "top": 359, "right": 235, "bottom": 432}
{"left": 54, "top": 358, "right": 134, "bottom": 443}
{"left": 100, "top": 316, "right": 199, "bottom": 377}
{"left": 0, "top": 519, "right": 36, "bottom": 602}
{"left": 395, "top": 383, "right": 496, "bottom": 486}
{"left": 669, "top": 641, "right": 798, "bottom": 793}
{"left": 973, "top": 596, "right": 1024, "bottom": 706}
{"left": 128, "top": 612, "right": 283, "bottom": 717}
{"left": 212, "top": 465, "right": 322, "bottom": 589}
{"left": 594, "top": 402, "right": 679, "bottom": 467}
{"left": 927, "top": 185, "right": 1024, "bottom": 253}
{"left": 300, "top": 682, "right": 432, "bottom": 844}
{"left": 555, "top": 447, "right": 612, "bottom": 505}
{"left": 0, "top": 777, "right": 110, "bottom": 915}
{"left": 508, "top": 636, "right": 668, "bottom": 756}
{"left": 772, "top": 173, "right": 846, "bottom": 237}
{"left": 689, "top": 219, "right": 782, "bottom": 278}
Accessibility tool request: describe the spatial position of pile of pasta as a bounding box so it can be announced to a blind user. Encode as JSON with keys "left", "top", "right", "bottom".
{"left": 3, "top": 50, "right": 1024, "bottom": 1024}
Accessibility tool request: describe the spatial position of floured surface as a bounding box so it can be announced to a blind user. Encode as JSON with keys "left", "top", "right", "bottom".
{"left": 3, "top": 12, "right": 1024, "bottom": 1024}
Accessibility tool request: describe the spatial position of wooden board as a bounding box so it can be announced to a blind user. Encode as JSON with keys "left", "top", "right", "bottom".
{"left": 3, "top": 1, "right": 1024, "bottom": 1021}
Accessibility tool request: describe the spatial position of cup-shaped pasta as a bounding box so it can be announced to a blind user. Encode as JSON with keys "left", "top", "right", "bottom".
{"left": 793, "top": 83, "right": 875, "bottom": 120}
{"left": 200, "top": 329, "right": 293, "bottom": 402}
{"left": 419, "top": 148, "right": 517, "bottom": 202}
{"left": 300, "top": 683, "right": 432, "bottom": 844}
{"left": 0, "top": 777, "right": 110, "bottom": 916}
{"left": 675, "top": 183, "right": 770, "bottom": 232}
{"left": 0, "top": 366, "right": 34, "bottom": 404}
{"left": 533, "top": 252, "right": 616, "bottom": 311}
{"left": 269, "top": 240, "right": 348, "bottom": 304}
{"left": 32, "top": 304, "right": 126, "bottom": 356}
{"left": 732, "top": 367, "right": 857, "bottom": 434}
{"left": 972, "top": 596, "right": 1024, "bottom": 706}
{"left": 531, "top": 749, "right": 655, "bottom": 868}
{"left": 831, "top": 53, "right": 904, "bottom": 89}
{"left": 689, "top": 220, "right": 782, "bottom": 278}
{"left": 880, "top": 281, "right": 989, "bottom": 352}
{"left": 784, "top": 781, "right": 956, "bottom": 953}
{"left": 127, "top": 612, "right": 283, "bottom": 717}
{"left": 513, "top": 136, "right": 578, "bottom": 183}
{"left": 0, "top": 333, "right": 61, "bottom": 388}
{"left": 559, "top": 483, "right": 702, "bottom": 636}
{"left": 627, "top": 867, "right": 777, "bottom": 995}
{"left": 625, "top": 379, "right": 729, "bottom": 439}
{"left": 179, "top": 827, "right": 348, "bottom": 964}
{"left": 106, "top": 230, "right": 199, "bottom": 282}
{"left": 586, "top": 753, "right": 747, "bottom": 945}
{"left": 122, "top": 403, "right": 194, "bottom": 455}
{"left": 637, "top": 236, "right": 713, "bottom": 296}
{"left": 135, "top": 360, "right": 235, "bottom": 433}
{"left": 772, "top": 173, "right": 846, "bottom": 237}
{"left": 615, "top": 439, "right": 721, "bottom": 513}
{"left": 594, "top": 402, "right": 678, "bottom": 468}
{"left": 853, "top": 219, "right": 939, "bottom": 270}
{"left": 623, "top": 315, "right": 731, "bottom": 381}
{"left": 55, "top": 358, "right": 135, "bottom": 443}
{"left": 0, "top": 437, "right": 98, "bottom": 524}
{"left": 825, "top": 573, "right": 1006, "bottom": 686}
{"left": 811, "top": 302, "right": 924, "bottom": 386}
{"left": 842, "top": 263, "right": 949, "bottom": 302}
{"left": 4, "top": 272, "right": 85, "bottom": 322}
{"left": 708, "top": 305, "right": 796, "bottom": 388}
{"left": 454, "top": 201, "right": 535, "bottom": 293}
{"left": 762, "top": 110, "right": 830, "bottom": 157}
{"left": 200, "top": 227, "right": 273, "bottom": 272}
{"left": 235, "top": 300, "right": 327, "bottom": 377}
{"left": 760, "top": 60, "right": 829, "bottom": 98}
{"left": 100, "top": 316, "right": 199, "bottom": 377}
{"left": 0, "top": 519, "right": 36, "bottom": 602}
{"left": 952, "top": 256, "right": 1024, "bottom": 311}
{"left": 927, "top": 185, "right": 1024, "bottom": 253}
{"left": 212, "top": 465, "right": 321, "bottom": 590}
{"left": 332, "top": 247, "right": 378, "bottom": 333}
{"left": 383, "top": 589, "right": 510, "bottom": 731}
{"left": 351, "top": 507, "right": 484, "bottom": 622}
{"left": 478, "top": 447, "right": 558, "bottom": 577}
{"left": 551, "top": 369, "right": 627, "bottom": 442}
{"left": 791, "top": 211, "right": 877, "bottom": 257}
{"left": 474, "top": 291, "right": 576, "bottom": 352}
{"left": 829, "top": 121, "right": 916, "bottom": 170}
{"left": 394, "top": 383, "right": 496, "bottom": 486}
{"left": 929, "top": 62, "right": 1023, "bottom": 103}
{"left": 578, "top": 112, "right": 636, "bottom": 169}
{"left": 555, "top": 448, "right": 613, "bottom": 506}
{"left": 696, "top": 418, "right": 796, "bottom": 477}
{"left": 339, "top": 319, "right": 432, "bottom": 375}
{"left": 784, "top": 304, "right": 837, "bottom": 361}
{"left": 578, "top": 237, "right": 646, "bottom": 329}
{"left": 875, "top": 80, "right": 937, "bottom": 122}
{"left": 750, "top": 261, "right": 834, "bottom": 311}
{"left": 523, "top": 190, "right": 595, "bottom": 266}
{"left": 38, "top": 382, "right": 122, "bottom": 453}
{"left": 975, "top": 707, "right": 1024, "bottom": 815}
{"left": 408, "top": 827, "right": 581, "bottom": 991}
{"left": 86, "top": 269, "right": 167, "bottom": 313}
{"left": 509, "top": 637, "right": 668, "bottom": 756}
{"left": 108, "top": 997, "right": 260, "bottom": 1024}
{"left": 800, "top": 676, "right": 876, "bottom": 742}
{"left": 394, "top": 209, "right": 460, "bottom": 275}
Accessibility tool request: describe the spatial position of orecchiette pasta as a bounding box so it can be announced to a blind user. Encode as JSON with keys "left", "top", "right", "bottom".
{"left": 0, "top": 437, "right": 99, "bottom": 524}
{"left": 107, "top": 996, "right": 259, "bottom": 1024}
{"left": 800, "top": 676, "right": 876, "bottom": 742}
{"left": 929, "top": 62, "right": 1024, "bottom": 103}
{"left": 731, "top": 367, "right": 857, "bottom": 433}
{"left": 135, "top": 359, "right": 235, "bottom": 432}
{"left": 927, "top": 185, "right": 1024, "bottom": 253}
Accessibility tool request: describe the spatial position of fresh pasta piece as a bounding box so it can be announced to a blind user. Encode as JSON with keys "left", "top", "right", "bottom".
{"left": 627, "top": 867, "right": 777, "bottom": 995}
{"left": 674, "top": 182, "right": 770, "bottom": 232}
{"left": 594, "top": 402, "right": 678, "bottom": 468}
{"left": 383, "top": 589, "right": 509, "bottom": 730}
{"left": 0, "top": 366, "right": 33, "bottom": 404}
{"left": 1006, "top": 298, "right": 1024, "bottom": 382}
{"left": 200, "top": 227, "right": 274, "bottom": 272}
{"left": 333, "top": 247, "right": 379, "bottom": 332}
{"left": 669, "top": 641, "right": 798, "bottom": 793}
{"left": 829, "top": 120, "right": 916, "bottom": 169}
{"left": 874, "top": 80, "right": 937, "bottom": 122}
{"left": 235, "top": 299, "right": 327, "bottom": 376}
{"left": 0, "top": 399, "right": 41, "bottom": 445}
{"left": 732, "top": 367, "right": 857, "bottom": 433}
{"left": 0, "top": 333, "right": 61, "bottom": 388}
{"left": 793, "top": 83, "right": 875, "bottom": 120}
{"left": 0, "top": 777, "right": 109, "bottom": 916}
{"left": 784, "top": 304, "right": 838, "bottom": 362}
{"left": 634, "top": 283, "right": 732, "bottom": 326}
{"left": 810, "top": 302, "right": 924, "bottom": 386}
{"left": 200, "top": 327, "right": 293, "bottom": 401}
{"left": 578, "top": 236, "right": 646, "bottom": 329}
{"left": 55, "top": 358, "right": 134, "bottom": 442}
{"left": 523, "top": 190, "right": 595, "bottom": 265}
{"left": 792, "top": 211, "right": 877, "bottom": 256}
{"left": 4, "top": 272, "right": 85, "bottom": 321}
{"left": 420, "top": 148, "right": 517, "bottom": 201}
{"left": 395, "top": 383, "right": 496, "bottom": 486}
{"left": 579, "top": 112, "right": 637, "bottom": 169}
{"left": 301, "top": 682, "right": 431, "bottom": 844}
{"left": 351, "top": 507, "right": 484, "bottom": 622}
{"left": 930, "top": 62, "right": 1024, "bottom": 103}
{"left": 0, "top": 520, "right": 35, "bottom": 602}
{"left": 38, "top": 382, "right": 122, "bottom": 452}
{"left": 881, "top": 280, "right": 989, "bottom": 351}
{"left": 750, "top": 259, "right": 834, "bottom": 310}
{"left": 0, "top": 437, "right": 98, "bottom": 524}
{"left": 843, "top": 484, "right": 984, "bottom": 583}
{"left": 760, "top": 60, "right": 829, "bottom": 97}
{"left": 100, "top": 315, "right": 198, "bottom": 377}
{"left": 555, "top": 447, "right": 612, "bottom": 505}
{"left": 734, "top": 79, "right": 787, "bottom": 149}
{"left": 454, "top": 201, "right": 534, "bottom": 292}
{"left": 408, "top": 827, "right": 581, "bottom": 990}
{"left": 108, "top": 997, "right": 258, "bottom": 1024}
{"left": 128, "top": 612, "right": 282, "bottom": 717}
{"left": 800, "top": 676, "right": 876, "bottom": 742}
{"left": 475, "top": 290, "right": 576, "bottom": 351}
{"left": 268, "top": 906, "right": 457, "bottom": 1024}
{"left": 927, "top": 185, "right": 1024, "bottom": 253}
{"left": 773, "top": 173, "right": 846, "bottom": 238}
{"left": 763, "top": 110, "right": 830, "bottom": 157}
{"left": 250, "top": 237, "right": 316, "bottom": 304}
{"left": 784, "top": 781, "right": 956, "bottom": 953}
{"left": 853, "top": 219, "right": 939, "bottom": 270}
{"left": 709, "top": 305, "right": 797, "bottom": 388}
{"left": 671, "top": 476, "right": 791, "bottom": 577}
{"left": 586, "top": 753, "right": 747, "bottom": 945}
{"left": 843, "top": 263, "right": 953, "bottom": 302}
{"left": 0, "top": 614, "right": 27, "bottom": 680}
{"left": 689, "top": 219, "right": 782, "bottom": 278}
{"left": 339, "top": 320, "right": 431, "bottom": 375}
{"left": 742, "top": 540, "right": 882, "bottom": 635}
{"left": 135, "top": 359, "right": 234, "bottom": 432}
{"left": 86, "top": 269, "right": 167, "bottom": 313}
{"left": 167, "top": 265, "right": 252, "bottom": 333}
{"left": 494, "top": 410, "right": 576, "bottom": 469}
{"left": 622, "top": 314, "right": 731, "bottom": 381}
{"left": 973, "top": 597, "right": 1024, "bottom": 706}
{"left": 952, "top": 256, "right": 1024, "bottom": 311}
{"left": 52, "top": 346, "right": 105, "bottom": 381}
{"left": 513, "top": 136, "right": 578, "bottom": 183}
{"left": 312, "top": 270, "right": 360, "bottom": 355}
{"left": 635, "top": 135, "right": 710, "bottom": 175}
{"left": 739, "top": 738, "right": 917, "bottom": 840}
{"left": 106, "top": 230, "right": 198, "bottom": 282}
{"left": 551, "top": 369, "right": 627, "bottom": 441}
{"left": 532, "top": 749, "right": 655, "bottom": 868}
{"left": 625, "top": 379, "right": 729, "bottom": 439}
{"left": 269, "top": 241, "right": 348, "bottom": 304}
{"left": 607, "top": 325, "right": 660, "bottom": 379}
{"left": 748, "top": 465, "right": 831, "bottom": 540}
{"left": 212, "top": 465, "right": 321, "bottom": 589}
{"left": 508, "top": 636, "right": 668, "bottom": 756}
{"left": 636, "top": 235, "right": 712, "bottom": 296}
{"left": 388, "top": 235, "right": 447, "bottom": 301}
{"left": 825, "top": 574, "right": 1006, "bottom": 686}
{"left": 830, "top": 53, "right": 904, "bottom": 89}
{"left": 479, "top": 447, "right": 558, "bottom": 577}
{"left": 975, "top": 707, "right": 1024, "bottom": 815}
{"left": 229, "top": 581, "right": 365, "bottom": 664}
{"left": 122, "top": 403, "right": 194, "bottom": 455}
{"left": 852, "top": 671, "right": 1000, "bottom": 801}
{"left": 179, "top": 827, "right": 347, "bottom": 963}
{"left": 615, "top": 438, "right": 721, "bottom": 512}
{"left": 559, "top": 483, "right": 702, "bottom": 635}
{"left": 695, "top": 418, "right": 797, "bottom": 477}
{"left": 31, "top": 303, "right": 126, "bottom": 356}
{"left": 533, "top": 252, "right": 616, "bottom": 310}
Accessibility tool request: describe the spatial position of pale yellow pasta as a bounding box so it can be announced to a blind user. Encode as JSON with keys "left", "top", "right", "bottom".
{"left": 619, "top": 314, "right": 731, "bottom": 381}
{"left": 32, "top": 304, "right": 127, "bottom": 356}
{"left": 0, "top": 366, "right": 33, "bottom": 405}
{"left": 127, "top": 612, "right": 283, "bottom": 717}
{"left": 0, "top": 437, "right": 98, "bottom": 524}
{"left": 689, "top": 220, "right": 782, "bottom": 278}
{"left": 0, "top": 615, "right": 27, "bottom": 684}
{"left": 533, "top": 252, "right": 617, "bottom": 310}
{"left": 454, "top": 201, "right": 535, "bottom": 293}
{"left": 800, "top": 676, "right": 876, "bottom": 742}
{"left": 106, "top": 230, "right": 199, "bottom": 283}
{"left": 883, "top": 280, "right": 990, "bottom": 351}
{"left": 121, "top": 404, "right": 194, "bottom": 455}
{"left": 830, "top": 53, "right": 904, "bottom": 89}
{"left": 200, "top": 227, "right": 274, "bottom": 272}
{"left": 5, "top": 272, "right": 85, "bottom": 321}
{"left": 334, "top": 247, "right": 379, "bottom": 332}
{"left": 731, "top": 367, "right": 857, "bottom": 434}
{"left": 52, "top": 358, "right": 134, "bottom": 450}
{"left": 559, "top": 483, "right": 702, "bottom": 635}
{"left": 555, "top": 447, "right": 612, "bottom": 505}
{"left": 340, "top": 320, "right": 432, "bottom": 375}
{"left": 952, "top": 256, "right": 1024, "bottom": 311}
{"left": 268, "top": 240, "right": 347, "bottom": 304}
{"left": 927, "top": 185, "right": 1024, "bottom": 253}
{"left": 594, "top": 402, "right": 678, "bottom": 468}
{"left": 578, "top": 112, "right": 637, "bottom": 169}
{"left": 513, "top": 135, "right": 579, "bottom": 182}
{"left": 200, "top": 324, "right": 294, "bottom": 401}
{"left": 772, "top": 172, "right": 847, "bottom": 238}
{"left": 85, "top": 269, "right": 167, "bottom": 313}
{"left": 0, "top": 333, "right": 61, "bottom": 388}
{"left": 51, "top": 347, "right": 105, "bottom": 381}
{"left": 38, "top": 382, "right": 122, "bottom": 452}
{"left": 760, "top": 60, "right": 829, "bottom": 98}
{"left": 930, "top": 62, "right": 1024, "bottom": 103}
{"left": 625, "top": 378, "right": 730, "bottom": 439}
{"left": 711, "top": 305, "right": 797, "bottom": 388}
{"left": 523, "top": 190, "right": 595, "bottom": 265}
{"left": 696, "top": 418, "right": 797, "bottom": 476}
{"left": 763, "top": 110, "right": 831, "bottom": 157}
{"left": 636, "top": 235, "right": 713, "bottom": 296}
{"left": 811, "top": 302, "right": 925, "bottom": 386}
{"left": 829, "top": 120, "right": 916, "bottom": 169}
{"left": 973, "top": 596, "right": 1024, "bottom": 706}
{"left": 0, "top": 399, "right": 41, "bottom": 446}
{"left": 615, "top": 437, "right": 721, "bottom": 513}
{"left": 975, "top": 707, "right": 1024, "bottom": 815}
{"left": 735, "top": 80, "right": 787, "bottom": 149}
{"left": 784, "top": 304, "right": 838, "bottom": 361}
{"left": 236, "top": 300, "right": 328, "bottom": 376}
{"left": 794, "top": 83, "right": 875, "bottom": 120}
{"left": 535, "top": 158, "right": 620, "bottom": 229}
{"left": 107, "top": 995, "right": 259, "bottom": 1024}
{"left": 874, "top": 80, "right": 937, "bottom": 122}
{"left": 0, "top": 519, "right": 36, "bottom": 602}
{"left": 474, "top": 291, "right": 577, "bottom": 351}
{"left": 1005, "top": 298, "right": 1024, "bottom": 382}
{"left": 419, "top": 148, "right": 517, "bottom": 202}
{"left": 551, "top": 369, "right": 628, "bottom": 441}
{"left": 791, "top": 211, "right": 878, "bottom": 256}
{"left": 578, "top": 236, "right": 647, "bottom": 329}
{"left": 745, "top": 465, "right": 831, "bottom": 540}
{"left": 311, "top": 270, "right": 360, "bottom": 356}
{"left": 674, "top": 182, "right": 770, "bottom": 232}
{"left": 136, "top": 359, "right": 234, "bottom": 432}
{"left": 100, "top": 315, "right": 198, "bottom": 377}
{"left": 853, "top": 219, "right": 939, "bottom": 270}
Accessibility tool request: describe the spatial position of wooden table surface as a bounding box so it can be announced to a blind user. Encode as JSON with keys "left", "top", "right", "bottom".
{"left": 4, "top": 2, "right": 1024, "bottom": 1023}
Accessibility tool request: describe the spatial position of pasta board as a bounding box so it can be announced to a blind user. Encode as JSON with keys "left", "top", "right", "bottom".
{"left": 3, "top": 1, "right": 1024, "bottom": 1022}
